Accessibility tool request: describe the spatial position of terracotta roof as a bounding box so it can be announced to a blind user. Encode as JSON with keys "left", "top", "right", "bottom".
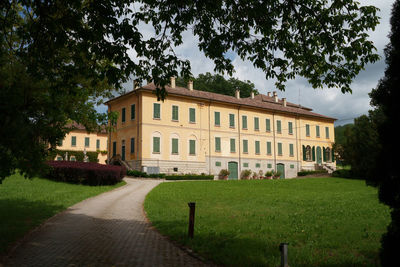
{"left": 106, "top": 83, "right": 336, "bottom": 121}
{"left": 66, "top": 122, "right": 107, "bottom": 134}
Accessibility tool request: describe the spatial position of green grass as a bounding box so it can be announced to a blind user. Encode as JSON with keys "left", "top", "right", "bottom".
{"left": 0, "top": 173, "right": 126, "bottom": 254}
{"left": 145, "top": 178, "right": 390, "bottom": 266}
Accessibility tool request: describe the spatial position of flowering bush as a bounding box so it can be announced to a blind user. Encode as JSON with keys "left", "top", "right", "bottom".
{"left": 46, "top": 161, "right": 124, "bottom": 185}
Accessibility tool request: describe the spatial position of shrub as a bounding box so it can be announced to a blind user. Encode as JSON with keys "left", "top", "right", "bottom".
{"left": 265, "top": 171, "right": 274, "bottom": 178}
{"left": 240, "top": 169, "right": 252, "bottom": 180}
{"left": 218, "top": 169, "right": 230, "bottom": 180}
{"left": 127, "top": 169, "right": 148, "bottom": 177}
{"left": 46, "top": 161, "right": 123, "bottom": 185}
{"left": 332, "top": 169, "right": 357, "bottom": 179}
{"left": 297, "top": 170, "right": 328, "bottom": 176}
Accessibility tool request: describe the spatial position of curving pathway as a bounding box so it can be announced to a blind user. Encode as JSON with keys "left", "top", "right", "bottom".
{"left": 5, "top": 178, "right": 210, "bottom": 267}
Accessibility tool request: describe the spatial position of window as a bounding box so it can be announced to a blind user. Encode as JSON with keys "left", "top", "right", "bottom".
{"left": 267, "top": 141, "right": 272, "bottom": 155}
{"left": 316, "top": 125, "right": 320, "bottom": 137}
{"left": 214, "top": 111, "right": 220, "bottom": 126}
{"left": 303, "top": 145, "right": 312, "bottom": 161}
{"left": 85, "top": 137, "right": 90, "bottom": 147}
{"left": 96, "top": 139, "right": 100, "bottom": 149}
{"left": 131, "top": 104, "right": 136, "bottom": 120}
{"left": 324, "top": 147, "right": 331, "bottom": 162}
{"left": 277, "top": 143, "right": 283, "bottom": 155}
{"left": 229, "top": 114, "right": 235, "bottom": 128}
{"left": 289, "top": 144, "right": 294, "bottom": 156}
{"left": 325, "top": 127, "right": 330, "bottom": 138}
{"left": 57, "top": 156, "right": 63, "bottom": 161}
{"left": 71, "top": 136, "right": 76, "bottom": 147}
{"left": 255, "top": 141, "right": 260, "bottom": 154}
{"left": 172, "top": 105, "right": 179, "bottom": 121}
{"left": 277, "top": 120, "right": 282, "bottom": 133}
{"left": 242, "top": 115, "right": 247, "bottom": 129}
{"left": 243, "top": 139, "right": 248, "bottom": 153}
{"left": 267, "top": 163, "right": 272, "bottom": 168}
{"left": 121, "top": 107, "right": 126, "bottom": 123}
{"left": 70, "top": 156, "right": 76, "bottom": 161}
{"left": 189, "top": 140, "right": 196, "bottom": 155}
{"left": 130, "top": 138, "right": 135, "bottom": 153}
{"left": 189, "top": 108, "right": 196, "bottom": 123}
{"left": 153, "top": 103, "right": 161, "bottom": 119}
{"left": 255, "top": 163, "right": 261, "bottom": 168}
{"left": 58, "top": 139, "right": 63, "bottom": 147}
{"left": 153, "top": 137, "right": 160, "bottom": 153}
{"left": 266, "top": 119, "right": 271, "bottom": 132}
{"left": 215, "top": 161, "right": 221, "bottom": 167}
{"left": 171, "top": 138, "right": 179, "bottom": 154}
{"left": 215, "top": 137, "right": 221, "bottom": 152}
{"left": 306, "top": 124, "right": 310, "bottom": 136}
{"left": 243, "top": 162, "right": 249, "bottom": 167}
{"left": 254, "top": 117, "right": 259, "bottom": 131}
{"left": 230, "top": 138, "right": 236, "bottom": 152}
{"left": 112, "top": 141, "right": 117, "bottom": 157}
{"left": 288, "top": 122, "right": 293, "bottom": 135}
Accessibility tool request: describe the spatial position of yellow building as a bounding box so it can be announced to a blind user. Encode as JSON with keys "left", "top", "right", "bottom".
{"left": 55, "top": 123, "right": 108, "bottom": 164}
{"left": 105, "top": 78, "right": 336, "bottom": 178}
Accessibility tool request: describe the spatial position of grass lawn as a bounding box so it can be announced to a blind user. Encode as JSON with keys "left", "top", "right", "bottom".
{"left": 0, "top": 173, "right": 126, "bottom": 254}
{"left": 144, "top": 178, "right": 390, "bottom": 266}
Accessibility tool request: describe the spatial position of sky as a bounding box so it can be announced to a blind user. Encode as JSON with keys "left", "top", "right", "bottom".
{"left": 101, "top": 0, "right": 394, "bottom": 126}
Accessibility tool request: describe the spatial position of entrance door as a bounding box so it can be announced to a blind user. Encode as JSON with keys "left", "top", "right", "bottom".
{"left": 276, "top": 163, "right": 285, "bottom": 179}
{"left": 228, "top": 161, "right": 238, "bottom": 180}
{"left": 121, "top": 142, "right": 126, "bottom": 161}
{"left": 316, "top": 146, "right": 322, "bottom": 164}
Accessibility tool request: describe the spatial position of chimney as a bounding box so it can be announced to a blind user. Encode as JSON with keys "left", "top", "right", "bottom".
{"left": 188, "top": 80, "right": 193, "bottom": 91}
{"left": 273, "top": 91, "right": 278, "bottom": 102}
{"left": 267, "top": 92, "right": 271, "bottom": 97}
{"left": 251, "top": 92, "right": 255, "bottom": 99}
{"left": 235, "top": 89, "right": 240, "bottom": 99}
{"left": 282, "top": 98, "right": 287, "bottom": 107}
{"left": 170, "top": 76, "right": 176, "bottom": 88}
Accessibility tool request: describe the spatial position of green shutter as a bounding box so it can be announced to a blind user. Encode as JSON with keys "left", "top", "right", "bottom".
{"left": 326, "top": 127, "right": 330, "bottom": 138}
{"left": 303, "top": 145, "right": 307, "bottom": 160}
{"left": 172, "top": 138, "right": 178, "bottom": 154}
{"left": 215, "top": 112, "right": 220, "bottom": 126}
{"left": 254, "top": 117, "right": 259, "bottom": 130}
{"left": 306, "top": 124, "right": 310, "bottom": 136}
{"left": 277, "top": 120, "right": 282, "bottom": 133}
{"left": 189, "top": 140, "right": 196, "bottom": 155}
{"left": 290, "top": 144, "right": 294, "bottom": 156}
{"left": 278, "top": 143, "right": 282, "bottom": 155}
{"left": 153, "top": 103, "right": 160, "bottom": 119}
{"left": 323, "top": 147, "right": 326, "bottom": 162}
{"left": 215, "top": 161, "right": 221, "bottom": 166}
{"left": 316, "top": 125, "right": 320, "bottom": 137}
{"left": 153, "top": 137, "right": 160, "bottom": 153}
{"left": 288, "top": 122, "right": 293, "bottom": 134}
{"left": 230, "top": 138, "right": 235, "bottom": 152}
{"left": 312, "top": 146, "right": 316, "bottom": 161}
{"left": 243, "top": 140, "right": 248, "bottom": 153}
{"left": 266, "top": 119, "right": 271, "bottom": 132}
{"left": 189, "top": 108, "right": 196, "bottom": 123}
{"left": 85, "top": 137, "right": 89, "bottom": 147}
{"left": 121, "top": 108, "right": 126, "bottom": 122}
{"left": 130, "top": 138, "right": 135, "bottom": 153}
{"left": 172, "top": 105, "right": 179, "bottom": 121}
{"left": 215, "top": 137, "right": 221, "bottom": 152}
{"left": 131, "top": 104, "right": 135, "bottom": 120}
{"left": 96, "top": 139, "right": 100, "bottom": 149}
{"left": 243, "top": 162, "right": 249, "bottom": 167}
{"left": 242, "top": 115, "right": 247, "bottom": 129}
{"left": 256, "top": 163, "right": 261, "bottom": 168}
{"left": 267, "top": 142, "right": 272, "bottom": 155}
{"left": 255, "top": 141, "right": 260, "bottom": 154}
{"left": 229, "top": 114, "right": 235, "bottom": 128}
{"left": 112, "top": 141, "right": 116, "bottom": 156}
{"left": 71, "top": 136, "right": 76, "bottom": 146}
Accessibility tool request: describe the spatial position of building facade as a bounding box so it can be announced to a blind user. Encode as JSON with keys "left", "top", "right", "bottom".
{"left": 106, "top": 79, "right": 336, "bottom": 178}
{"left": 55, "top": 123, "right": 108, "bottom": 164}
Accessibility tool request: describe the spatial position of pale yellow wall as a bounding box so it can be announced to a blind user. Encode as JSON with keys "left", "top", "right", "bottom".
{"left": 55, "top": 130, "right": 108, "bottom": 164}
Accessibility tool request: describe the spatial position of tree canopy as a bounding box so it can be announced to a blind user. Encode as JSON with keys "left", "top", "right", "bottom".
{"left": 176, "top": 72, "right": 258, "bottom": 98}
{"left": 0, "top": 0, "right": 380, "bottom": 181}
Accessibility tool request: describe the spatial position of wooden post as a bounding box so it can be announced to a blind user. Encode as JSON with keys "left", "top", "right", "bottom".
{"left": 279, "top": 243, "right": 288, "bottom": 267}
{"left": 188, "top": 202, "right": 196, "bottom": 238}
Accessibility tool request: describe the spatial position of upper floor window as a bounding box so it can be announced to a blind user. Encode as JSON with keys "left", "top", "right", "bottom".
{"left": 96, "top": 139, "right": 100, "bottom": 149}
{"left": 131, "top": 104, "right": 136, "bottom": 120}
{"left": 230, "top": 138, "right": 236, "bottom": 152}
{"left": 243, "top": 139, "right": 248, "bottom": 153}
{"left": 254, "top": 117, "right": 259, "bottom": 131}
{"left": 255, "top": 140, "right": 260, "bottom": 154}
{"left": 121, "top": 107, "right": 126, "bottom": 123}
{"left": 215, "top": 137, "right": 221, "bottom": 152}
{"left": 288, "top": 122, "right": 293, "bottom": 135}
{"left": 172, "top": 105, "right": 179, "bottom": 121}
{"left": 71, "top": 136, "right": 77, "bottom": 147}
{"left": 316, "top": 125, "right": 320, "bottom": 137}
{"left": 189, "top": 108, "right": 196, "bottom": 123}
{"left": 266, "top": 118, "right": 271, "bottom": 132}
{"left": 153, "top": 103, "right": 161, "bottom": 119}
{"left": 171, "top": 138, "right": 179, "bottom": 154}
{"left": 306, "top": 124, "right": 310, "bottom": 137}
{"left": 242, "top": 115, "right": 247, "bottom": 129}
{"left": 85, "top": 137, "right": 90, "bottom": 147}
{"left": 214, "top": 111, "right": 220, "bottom": 126}
{"left": 229, "top": 114, "right": 235, "bottom": 128}
{"left": 276, "top": 120, "right": 282, "bottom": 134}
{"left": 325, "top": 127, "right": 330, "bottom": 138}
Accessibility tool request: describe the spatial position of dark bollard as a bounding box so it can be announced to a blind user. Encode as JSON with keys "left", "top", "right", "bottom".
{"left": 279, "top": 243, "right": 288, "bottom": 267}
{"left": 188, "top": 202, "right": 196, "bottom": 238}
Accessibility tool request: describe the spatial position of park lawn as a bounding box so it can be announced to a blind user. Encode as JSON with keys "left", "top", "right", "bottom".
{"left": 145, "top": 178, "right": 391, "bottom": 267}
{"left": 0, "top": 173, "right": 126, "bottom": 254}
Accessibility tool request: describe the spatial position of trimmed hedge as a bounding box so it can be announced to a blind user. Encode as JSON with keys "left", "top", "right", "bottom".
{"left": 165, "top": 174, "right": 214, "bottom": 180}
{"left": 46, "top": 161, "right": 125, "bottom": 185}
{"left": 331, "top": 169, "right": 359, "bottom": 179}
{"left": 297, "top": 170, "right": 328, "bottom": 176}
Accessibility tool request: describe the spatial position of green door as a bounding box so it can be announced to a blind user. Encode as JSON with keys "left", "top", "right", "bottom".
{"left": 228, "top": 161, "right": 238, "bottom": 180}
{"left": 316, "top": 146, "right": 322, "bottom": 164}
{"left": 276, "top": 163, "right": 285, "bottom": 179}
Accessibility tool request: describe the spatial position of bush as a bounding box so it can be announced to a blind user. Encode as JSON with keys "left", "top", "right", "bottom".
{"left": 165, "top": 174, "right": 214, "bottom": 180}
{"left": 240, "top": 169, "right": 252, "bottom": 180}
{"left": 46, "top": 161, "right": 123, "bottom": 185}
{"left": 331, "top": 169, "right": 357, "bottom": 179}
{"left": 297, "top": 170, "right": 328, "bottom": 176}
{"left": 126, "top": 169, "right": 148, "bottom": 177}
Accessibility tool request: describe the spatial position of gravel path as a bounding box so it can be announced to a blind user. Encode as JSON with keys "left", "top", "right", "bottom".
{"left": 5, "top": 178, "right": 210, "bottom": 267}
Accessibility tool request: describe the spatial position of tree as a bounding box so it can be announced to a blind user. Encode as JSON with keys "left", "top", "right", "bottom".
{"left": 1, "top": 0, "right": 380, "bottom": 182}
{"left": 368, "top": 1, "right": 400, "bottom": 265}
{"left": 176, "top": 72, "right": 258, "bottom": 98}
